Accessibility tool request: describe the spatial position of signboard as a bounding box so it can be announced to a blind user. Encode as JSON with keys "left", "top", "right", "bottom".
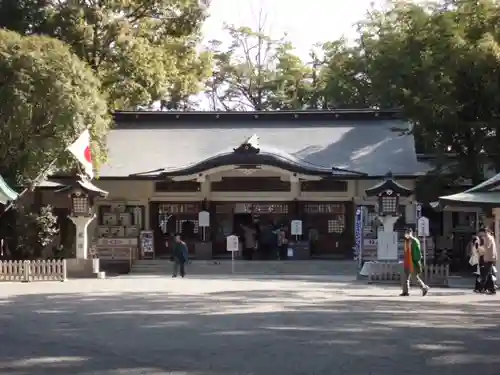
{"left": 96, "top": 238, "right": 138, "bottom": 246}
{"left": 416, "top": 203, "right": 422, "bottom": 220}
{"left": 363, "top": 238, "right": 378, "bottom": 247}
{"left": 140, "top": 230, "right": 154, "bottom": 254}
{"left": 354, "top": 207, "right": 364, "bottom": 263}
{"left": 377, "top": 231, "right": 398, "bottom": 260}
{"left": 198, "top": 211, "right": 210, "bottom": 227}
{"left": 226, "top": 235, "right": 239, "bottom": 252}
{"left": 417, "top": 216, "right": 430, "bottom": 237}
{"left": 290, "top": 220, "right": 303, "bottom": 236}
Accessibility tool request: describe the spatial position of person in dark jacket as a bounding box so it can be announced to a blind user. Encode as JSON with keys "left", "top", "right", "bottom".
{"left": 172, "top": 233, "right": 188, "bottom": 278}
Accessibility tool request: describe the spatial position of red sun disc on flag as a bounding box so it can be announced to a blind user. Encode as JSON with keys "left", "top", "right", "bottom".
{"left": 84, "top": 146, "right": 92, "bottom": 163}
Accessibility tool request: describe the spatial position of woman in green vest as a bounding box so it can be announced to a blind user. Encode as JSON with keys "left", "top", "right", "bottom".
{"left": 401, "top": 228, "right": 429, "bottom": 296}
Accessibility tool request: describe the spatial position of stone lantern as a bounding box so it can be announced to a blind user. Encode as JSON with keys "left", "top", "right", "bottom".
{"left": 56, "top": 176, "right": 108, "bottom": 260}
{"left": 365, "top": 171, "right": 413, "bottom": 260}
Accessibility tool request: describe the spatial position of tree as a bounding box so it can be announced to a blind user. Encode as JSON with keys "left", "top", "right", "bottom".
{"left": 315, "top": 39, "right": 375, "bottom": 109}
{"left": 12, "top": 204, "right": 59, "bottom": 259}
{"left": 205, "top": 9, "right": 312, "bottom": 111}
{"left": 205, "top": 22, "right": 280, "bottom": 110}
{"left": 0, "top": 0, "right": 212, "bottom": 109}
{"left": 0, "top": 29, "right": 110, "bottom": 185}
{"left": 355, "top": 0, "right": 500, "bottom": 183}
{"left": 266, "top": 41, "right": 313, "bottom": 110}
{"left": 205, "top": 26, "right": 312, "bottom": 111}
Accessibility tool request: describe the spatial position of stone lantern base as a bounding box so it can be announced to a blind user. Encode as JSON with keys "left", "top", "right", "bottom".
{"left": 65, "top": 258, "right": 103, "bottom": 278}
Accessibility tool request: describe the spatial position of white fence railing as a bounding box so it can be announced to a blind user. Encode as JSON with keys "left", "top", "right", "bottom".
{"left": 366, "top": 262, "right": 449, "bottom": 286}
{"left": 0, "top": 259, "right": 67, "bottom": 282}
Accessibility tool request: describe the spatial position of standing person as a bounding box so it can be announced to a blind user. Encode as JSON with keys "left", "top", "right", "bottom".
{"left": 478, "top": 228, "right": 497, "bottom": 294}
{"left": 469, "top": 234, "right": 484, "bottom": 292}
{"left": 401, "top": 228, "right": 429, "bottom": 296}
{"left": 277, "top": 225, "right": 288, "bottom": 260}
{"left": 172, "top": 233, "right": 188, "bottom": 278}
{"left": 240, "top": 223, "right": 256, "bottom": 260}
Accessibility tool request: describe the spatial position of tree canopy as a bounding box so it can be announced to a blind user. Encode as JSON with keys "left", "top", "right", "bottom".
{"left": 0, "top": 0, "right": 212, "bottom": 109}
{"left": 204, "top": 0, "right": 500, "bottom": 191}
{"left": 2, "top": 0, "right": 500, "bottom": 190}
{"left": 0, "top": 29, "right": 110, "bottom": 185}
{"left": 358, "top": 0, "right": 500, "bottom": 184}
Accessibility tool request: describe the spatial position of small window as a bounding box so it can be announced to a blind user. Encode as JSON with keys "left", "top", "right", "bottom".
{"left": 328, "top": 217, "right": 345, "bottom": 234}
{"left": 155, "top": 181, "right": 200, "bottom": 192}
{"left": 301, "top": 180, "right": 348, "bottom": 192}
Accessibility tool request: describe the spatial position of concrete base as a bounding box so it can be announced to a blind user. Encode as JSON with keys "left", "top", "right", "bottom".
{"left": 66, "top": 258, "right": 103, "bottom": 279}
{"left": 195, "top": 242, "right": 213, "bottom": 260}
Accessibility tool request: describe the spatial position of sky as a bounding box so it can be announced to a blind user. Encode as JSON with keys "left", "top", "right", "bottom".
{"left": 202, "top": 0, "right": 383, "bottom": 59}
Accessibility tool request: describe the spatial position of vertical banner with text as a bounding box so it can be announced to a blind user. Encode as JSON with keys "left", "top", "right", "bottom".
{"left": 355, "top": 207, "right": 364, "bottom": 267}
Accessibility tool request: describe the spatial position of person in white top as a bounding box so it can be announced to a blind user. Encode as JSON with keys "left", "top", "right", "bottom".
{"left": 478, "top": 228, "right": 497, "bottom": 294}
{"left": 470, "top": 235, "right": 485, "bottom": 292}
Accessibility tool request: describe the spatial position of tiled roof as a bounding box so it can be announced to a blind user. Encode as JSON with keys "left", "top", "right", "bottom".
{"left": 99, "top": 118, "right": 429, "bottom": 178}
{"left": 438, "top": 172, "right": 500, "bottom": 207}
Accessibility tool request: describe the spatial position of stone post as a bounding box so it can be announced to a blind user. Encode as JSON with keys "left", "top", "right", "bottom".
{"left": 69, "top": 214, "right": 96, "bottom": 259}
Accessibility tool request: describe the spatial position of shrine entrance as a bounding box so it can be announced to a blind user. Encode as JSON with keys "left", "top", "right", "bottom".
{"left": 212, "top": 202, "right": 291, "bottom": 258}
{"left": 149, "top": 202, "right": 201, "bottom": 258}
{"left": 147, "top": 200, "right": 354, "bottom": 260}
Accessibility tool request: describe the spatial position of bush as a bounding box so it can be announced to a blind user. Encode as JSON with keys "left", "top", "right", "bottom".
{"left": 14, "top": 204, "right": 59, "bottom": 259}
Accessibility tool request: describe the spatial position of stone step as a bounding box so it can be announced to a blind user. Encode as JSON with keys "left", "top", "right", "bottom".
{"left": 130, "top": 260, "right": 359, "bottom": 275}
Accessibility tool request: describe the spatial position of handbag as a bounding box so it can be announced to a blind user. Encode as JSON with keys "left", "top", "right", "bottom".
{"left": 469, "top": 252, "right": 479, "bottom": 266}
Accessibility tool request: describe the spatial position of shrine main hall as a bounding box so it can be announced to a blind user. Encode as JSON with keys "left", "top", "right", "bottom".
{"left": 40, "top": 110, "right": 429, "bottom": 260}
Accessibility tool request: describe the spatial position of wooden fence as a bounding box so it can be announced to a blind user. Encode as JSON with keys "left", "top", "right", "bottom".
{"left": 0, "top": 259, "right": 67, "bottom": 282}
{"left": 367, "top": 262, "right": 449, "bottom": 287}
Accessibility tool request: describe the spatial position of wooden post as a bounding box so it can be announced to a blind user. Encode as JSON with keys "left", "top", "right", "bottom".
{"left": 22, "top": 260, "right": 30, "bottom": 282}
{"left": 62, "top": 259, "right": 67, "bottom": 281}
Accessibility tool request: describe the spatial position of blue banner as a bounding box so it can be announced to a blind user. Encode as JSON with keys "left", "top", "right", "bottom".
{"left": 354, "top": 207, "right": 364, "bottom": 266}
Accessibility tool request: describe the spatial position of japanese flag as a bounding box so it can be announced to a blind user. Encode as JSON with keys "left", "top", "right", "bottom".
{"left": 67, "top": 129, "right": 94, "bottom": 179}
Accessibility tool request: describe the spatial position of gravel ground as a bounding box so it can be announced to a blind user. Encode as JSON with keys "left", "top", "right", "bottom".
{"left": 0, "top": 275, "right": 499, "bottom": 375}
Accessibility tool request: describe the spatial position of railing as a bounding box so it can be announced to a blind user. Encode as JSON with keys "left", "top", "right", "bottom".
{"left": 366, "top": 262, "right": 449, "bottom": 286}
{"left": 0, "top": 259, "right": 67, "bottom": 282}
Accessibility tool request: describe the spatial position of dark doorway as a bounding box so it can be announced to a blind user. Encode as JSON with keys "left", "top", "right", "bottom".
{"left": 149, "top": 202, "right": 175, "bottom": 258}
{"left": 233, "top": 213, "right": 252, "bottom": 236}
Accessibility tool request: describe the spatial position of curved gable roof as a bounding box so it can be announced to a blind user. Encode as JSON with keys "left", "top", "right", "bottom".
{"left": 154, "top": 140, "right": 364, "bottom": 177}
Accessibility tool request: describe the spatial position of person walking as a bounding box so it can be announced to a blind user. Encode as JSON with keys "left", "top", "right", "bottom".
{"left": 400, "top": 228, "right": 429, "bottom": 296}
{"left": 478, "top": 228, "right": 497, "bottom": 294}
{"left": 172, "top": 233, "right": 188, "bottom": 278}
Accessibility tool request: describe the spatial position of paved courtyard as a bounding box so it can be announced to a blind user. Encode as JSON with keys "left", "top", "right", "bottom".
{"left": 0, "top": 275, "right": 499, "bottom": 375}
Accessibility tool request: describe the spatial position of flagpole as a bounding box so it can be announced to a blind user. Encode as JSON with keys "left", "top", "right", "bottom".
{"left": 0, "top": 156, "right": 60, "bottom": 217}
{"left": 1, "top": 128, "right": 93, "bottom": 217}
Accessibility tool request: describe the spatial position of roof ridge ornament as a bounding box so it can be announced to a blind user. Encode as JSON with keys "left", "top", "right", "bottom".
{"left": 365, "top": 170, "right": 413, "bottom": 197}
{"left": 233, "top": 134, "right": 260, "bottom": 154}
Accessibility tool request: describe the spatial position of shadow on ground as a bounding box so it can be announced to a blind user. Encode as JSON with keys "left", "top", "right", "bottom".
{"left": 0, "top": 284, "right": 499, "bottom": 375}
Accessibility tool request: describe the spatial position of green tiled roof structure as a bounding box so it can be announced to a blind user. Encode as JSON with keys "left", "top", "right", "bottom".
{"left": 0, "top": 175, "right": 18, "bottom": 205}
{"left": 439, "top": 173, "right": 500, "bottom": 207}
